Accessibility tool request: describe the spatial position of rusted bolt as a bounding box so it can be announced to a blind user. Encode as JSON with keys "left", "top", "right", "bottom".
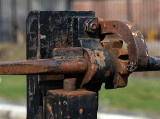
{"left": 84, "top": 20, "right": 98, "bottom": 33}
{"left": 63, "top": 101, "right": 68, "bottom": 106}
{"left": 63, "top": 78, "right": 77, "bottom": 91}
{"left": 90, "top": 22, "right": 97, "bottom": 30}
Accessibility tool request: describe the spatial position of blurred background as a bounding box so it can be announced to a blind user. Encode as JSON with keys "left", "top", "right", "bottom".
{"left": 0, "top": 0, "right": 160, "bottom": 119}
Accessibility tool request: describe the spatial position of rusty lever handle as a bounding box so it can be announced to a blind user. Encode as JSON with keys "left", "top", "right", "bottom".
{"left": 0, "top": 58, "right": 88, "bottom": 75}
{"left": 137, "top": 56, "right": 160, "bottom": 71}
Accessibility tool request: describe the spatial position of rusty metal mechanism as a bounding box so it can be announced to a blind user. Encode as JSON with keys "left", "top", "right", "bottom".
{"left": 0, "top": 11, "right": 160, "bottom": 119}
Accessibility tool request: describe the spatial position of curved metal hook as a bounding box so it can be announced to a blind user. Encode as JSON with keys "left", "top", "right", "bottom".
{"left": 99, "top": 20, "right": 148, "bottom": 71}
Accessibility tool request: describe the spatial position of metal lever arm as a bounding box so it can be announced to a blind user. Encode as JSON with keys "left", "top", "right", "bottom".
{"left": 138, "top": 56, "right": 160, "bottom": 71}
{"left": 0, "top": 58, "right": 87, "bottom": 75}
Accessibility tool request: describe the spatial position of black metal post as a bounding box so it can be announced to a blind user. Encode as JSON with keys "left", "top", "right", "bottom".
{"left": 26, "top": 11, "right": 98, "bottom": 119}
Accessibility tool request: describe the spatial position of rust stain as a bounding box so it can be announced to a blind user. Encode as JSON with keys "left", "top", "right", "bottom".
{"left": 0, "top": 57, "right": 87, "bottom": 75}
{"left": 48, "top": 89, "right": 96, "bottom": 98}
{"left": 47, "top": 103, "right": 53, "bottom": 116}
{"left": 104, "top": 71, "right": 110, "bottom": 77}
{"left": 79, "top": 108, "right": 83, "bottom": 114}
{"left": 61, "top": 111, "right": 63, "bottom": 115}
{"left": 98, "top": 18, "right": 104, "bottom": 22}
{"left": 62, "top": 33, "right": 68, "bottom": 43}
{"left": 67, "top": 115, "right": 71, "bottom": 119}
{"left": 49, "top": 27, "right": 53, "bottom": 32}
{"left": 55, "top": 40, "right": 65, "bottom": 48}
{"left": 37, "top": 23, "right": 41, "bottom": 59}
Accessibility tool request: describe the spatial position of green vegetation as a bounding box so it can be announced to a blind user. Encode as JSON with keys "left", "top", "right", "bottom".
{"left": 0, "top": 43, "right": 26, "bottom": 100}
{"left": 0, "top": 43, "right": 26, "bottom": 61}
{"left": 0, "top": 75, "right": 26, "bottom": 100}
{"left": 99, "top": 78, "right": 160, "bottom": 114}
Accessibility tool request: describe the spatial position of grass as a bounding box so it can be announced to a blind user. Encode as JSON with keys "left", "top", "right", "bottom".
{"left": 0, "top": 75, "right": 26, "bottom": 100}
{"left": 0, "top": 43, "right": 26, "bottom": 100}
{"left": 0, "top": 42, "right": 26, "bottom": 61}
{"left": 99, "top": 78, "right": 160, "bottom": 115}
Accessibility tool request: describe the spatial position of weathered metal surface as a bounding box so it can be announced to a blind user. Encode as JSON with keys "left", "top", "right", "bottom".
{"left": 0, "top": 58, "right": 87, "bottom": 75}
{"left": 63, "top": 78, "right": 77, "bottom": 91}
{"left": 46, "top": 89, "right": 98, "bottom": 119}
{"left": 136, "top": 56, "right": 160, "bottom": 71}
{"left": 101, "top": 39, "right": 129, "bottom": 89}
{"left": 81, "top": 47, "right": 110, "bottom": 89}
{"left": 99, "top": 20, "right": 148, "bottom": 72}
{"left": 85, "top": 19, "right": 98, "bottom": 33}
{"left": 26, "top": 11, "right": 40, "bottom": 119}
{"left": 26, "top": 11, "right": 97, "bottom": 119}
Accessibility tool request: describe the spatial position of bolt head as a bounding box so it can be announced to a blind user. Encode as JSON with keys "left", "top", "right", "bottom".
{"left": 91, "top": 23, "right": 97, "bottom": 30}
{"left": 84, "top": 20, "right": 98, "bottom": 33}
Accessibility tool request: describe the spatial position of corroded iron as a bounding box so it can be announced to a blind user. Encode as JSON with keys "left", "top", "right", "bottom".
{"left": 0, "top": 58, "right": 87, "bottom": 75}
{"left": 63, "top": 78, "right": 77, "bottom": 91}
{"left": 0, "top": 11, "right": 160, "bottom": 119}
{"left": 46, "top": 89, "right": 98, "bottom": 119}
{"left": 99, "top": 20, "right": 148, "bottom": 72}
